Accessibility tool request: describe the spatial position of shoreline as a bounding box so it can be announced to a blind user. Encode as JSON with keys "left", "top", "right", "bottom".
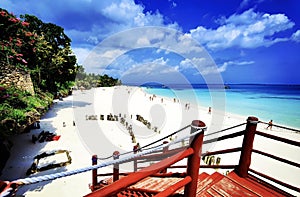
{"left": 141, "top": 85, "right": 300, "bottom": 129}
{"left": 1, "top": 85, "right": 299, "bottom": 196}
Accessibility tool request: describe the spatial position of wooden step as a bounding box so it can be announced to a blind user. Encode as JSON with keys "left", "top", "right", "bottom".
{"left": 197, "top": 171, "right": 263, "bottom": 197}
{"left": 117, "top": 188, "right": 156, "bottom": 197}
{"left": 176, "top": 172, "right": 210, "bottom": 194}
{"left": 228, "top": 172, "right": 289, "bottom": 197}
{"left": 117, "top": 172, "right": 212, "bottom": 196}
{"left": 128, "top": 177, "right": 184, "bottom": 194}
{"left": 197, "top": 171, "right": 289, "bottom": 197}
{"left": 202, "top": 187, "right": 224, "bottom": 197}
{"left": 198, "top": 172, "right": 210, "bottom": 181}
{"left": 196, "top": 172, "right": 225, "bottom": 194}
{"left": 93, "top": 171, "right": 294, "bottom": 197}
{"left": 206, "top": 175, "right": 260, "bottom": 196}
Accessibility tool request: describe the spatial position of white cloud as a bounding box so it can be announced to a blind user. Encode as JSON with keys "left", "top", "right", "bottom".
{"left": 291, "top": 30, "right": 300, "bottom": 42}
{"left": 81, "top": 27, "right": 213, "bottom": 74}
{"left": 223, "top": 60, "right": 255, "bottom": 66}
{"left": 190, "top": 9, "right": 295, "bottom": 50}
{"left": 191, "top": 60, "right": 255, "bottom": 76}
{"left": 179, "top": 57, "right": 225, "bottom": 75}
{"left": 239, "top": 0, "right": 251, "bottom": 9}
{"left": 72, "top": 47, "right": 91, "bottom": 66}
{"left": 102, "top": 0, "right": 143, "bottom": 23}
{"left": 180, "top": 57, "right": 206, "bottom": 70}
{"left": 1, "top": 0, "right": 179, "bottom": 49}
{"left": 119, "top": 57, "right": 188, "bottom": 84}
{"left": 168, "top": 0, "right": 177, "bottom": 8}
{"left": 218, "top": 60, "right": 255, "bottom": 73}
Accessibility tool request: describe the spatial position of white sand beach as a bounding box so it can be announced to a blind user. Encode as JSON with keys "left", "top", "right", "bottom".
{"left": 1, "top": 85, "right": 299, "bottom": 196}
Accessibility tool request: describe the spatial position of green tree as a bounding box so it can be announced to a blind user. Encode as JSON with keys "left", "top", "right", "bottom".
{"left": 0, "top": 9, "right": 35, "bottom": 67}
{"left": 0, "top": 9, "right": 78, "bottom": 94}
{"left": 21, "top": 14, "right": 77, "bottom": 93}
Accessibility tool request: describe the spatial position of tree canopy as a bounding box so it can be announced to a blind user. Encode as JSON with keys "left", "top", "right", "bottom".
{"left": 75, "top": 65, "right": 121, "bottom": 89}
{"left": 0, "top": 8, "right": 77, "bottom": 94}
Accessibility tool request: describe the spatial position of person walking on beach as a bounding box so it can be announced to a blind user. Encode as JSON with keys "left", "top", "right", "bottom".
{"left": 137, "top": 143, "right": 141, "bottom": 152}
{"left": 266, "top": 120, "right": 273, "bottom": 130}
{"left": 133, "top": 143, "right": 142, "bottom": 154}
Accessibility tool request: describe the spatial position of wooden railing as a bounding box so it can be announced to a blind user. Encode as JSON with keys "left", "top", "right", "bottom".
{"left": 88, "top": 116, "right": 300, "bottom": 196}
{"left": 248, "top": 125, "right": 300, "bottom": 193}
{"left": 86, "top": 120, "right": 207, "bottom": 197}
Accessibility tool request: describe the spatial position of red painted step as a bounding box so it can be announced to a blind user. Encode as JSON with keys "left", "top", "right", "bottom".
{"left": 176, "top": 172, "right": 210, "bottom": 194}
{"left": 227, "top": 172, "right": 289, "bottom": 197}
{"left": 206, "top": 175, "right": 260, "bottom": 196}
{"left": 116, "top": 188, "right": 156, "bottom": 197}
{"left": 198, "top": 172, "right": 210, "bottom": 181}
{"left": 195, "top": 172, "right": 225, "bottom": 195}
{"left": 129, "top": 177, "right": 184, "bottom": 193}
{"left": 197, "top": 171, "right": 289, "bottom": 197}
{"left": 116, "top": 172, "right": 211, "bottom": 196}
{"left": 89, "top": 171, "right": 293, "bottom": 197}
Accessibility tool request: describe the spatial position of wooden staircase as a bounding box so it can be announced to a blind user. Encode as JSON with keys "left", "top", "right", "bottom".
{"left": 85, "top": 118, "right": 300, "bottom": 197}
{"left": 110, "top": 171, "right": 289, "bottom": 197}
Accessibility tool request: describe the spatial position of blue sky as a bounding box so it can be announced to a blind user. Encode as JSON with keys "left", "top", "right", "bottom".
{"left": 1, "top": 0, "right": 300, "bottom": 84}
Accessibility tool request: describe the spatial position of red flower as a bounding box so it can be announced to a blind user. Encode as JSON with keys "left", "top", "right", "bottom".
{"left": 21, "top": 21, "right": 30, "bottom": 27}
{"left": 8, "top": 17, "right": 19, "bottom": 23}
{"left": 25, "top": 31, "right": 34, "bottom": 37}
{"left": 0, "top": 11, "right": 7, "bottom": 17}
{"left": 29, "top": 40, "right": 35, "bottom": 45}
{"left": 15, "top": 39, "right": 22, "bottom": 47}
{"left": 2, "top": 94, "right": 10, "bottom": 99}
{"left": 21, "top": 59, "right": 28, "bottom": 64}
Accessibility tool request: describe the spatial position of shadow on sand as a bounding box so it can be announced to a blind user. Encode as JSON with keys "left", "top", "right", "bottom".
{"left": 0, "top": 97, "right": 92, "bottom": 196}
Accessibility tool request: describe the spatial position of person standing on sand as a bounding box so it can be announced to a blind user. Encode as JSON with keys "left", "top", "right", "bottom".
{"left": 266, "top": 120, "right": 273, "bottom": 130}
{"left": 137, "top": 143, "right": 141, "bottom": 152}
{"left": 133, "top": 143, "right": 141, "bottom": 153}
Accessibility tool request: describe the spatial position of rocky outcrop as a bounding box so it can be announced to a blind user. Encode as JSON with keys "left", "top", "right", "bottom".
{"left": 0, "top": 63, "right": 35, "bottom": 95}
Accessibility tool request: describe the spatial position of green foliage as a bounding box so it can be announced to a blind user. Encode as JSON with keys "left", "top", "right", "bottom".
{"left": 0, "top": 86, "right": 53, "bottom": 136}
{"left": 0, "top": 8, "right": 78, "bottom": 95}
{"left": 75, "top": 66, "right": 120, "bottom": 89}
{"left": 0, "top": 8, "right": 120, "bottom": 137}
{"left": 0, "top": 9, "right": 35, "bottom": 68}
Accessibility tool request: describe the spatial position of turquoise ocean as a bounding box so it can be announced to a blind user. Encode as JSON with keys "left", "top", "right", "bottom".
{"left": 142, "top": 84, "right": 300, "bottom": 129}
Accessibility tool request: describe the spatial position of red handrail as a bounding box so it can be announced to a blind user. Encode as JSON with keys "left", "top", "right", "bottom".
{"left": 86, "top": 120, "right": 206, "bottom": 197}
{"left": 85, "top": 148, "right": 194, "bottom": 197}
{"left": 255, "top": 130, "right": 300, "bottom": 147}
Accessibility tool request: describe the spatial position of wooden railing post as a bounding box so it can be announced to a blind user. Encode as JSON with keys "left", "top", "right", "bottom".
{"left": 236, "top": 116, "right": 258, "bottom": 177}
{"left": 113, "top": 151, "right": 120, "bottom": 182}
{"left": 162, "top": 140, "right": 169, "bottom": 153}
{"left": 160, "top": 141, "right": 169, "bottom": 173}
{"left": 91, "top": 155, "right": 98, "bottom": 191}
{"left": 184, "top": 120, "right": 206, "bottom": 197}
{"left": 134, "top": 158, "right": 137, "bottom": 172}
